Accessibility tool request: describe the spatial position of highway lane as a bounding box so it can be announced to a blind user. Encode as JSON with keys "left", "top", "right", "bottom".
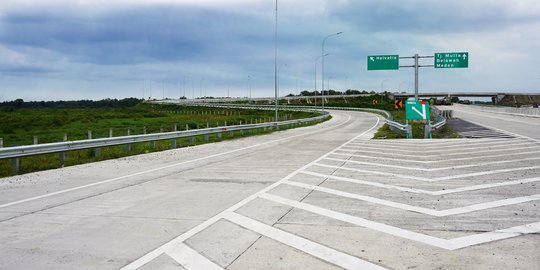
{"left": 0, "top": 110, "right": 381, "bottom": 270}
{"left": 448, "top": 104, "right": 540, "bottom": 140}
{"left": 1, "top": 106, "right": 539, "bottom": 270}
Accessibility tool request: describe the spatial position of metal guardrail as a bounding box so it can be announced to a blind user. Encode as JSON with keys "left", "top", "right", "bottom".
{"left": 0, "top": 113, "right": 329, "bottom": 173}
{"left": 184, "top": 103, "right": 413, "bottom": 138}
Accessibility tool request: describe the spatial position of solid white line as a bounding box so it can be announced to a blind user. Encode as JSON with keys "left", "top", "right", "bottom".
{"left": 451, "top": 109, "right": 540, "bottom": 143}
{"left": 165, "top": 242, "right": 224, "bottom": 270}
{"left": 337, "top": 144, "right": 540, "bottom": 159}
{"left": 259, "top": 193, "right": 456, "bottom": 250}
{"left": 350, "top": 138, "right": 524, "bottom": 150}
{"left": 340, "top": 141, "right": 533, "bottom": 154}
{"left": 313, "top": 163, "right": 430, "bottom": 181}
{"left": 260, "top": 193, "right": 540, "bottom": 250}
{"left": 301, "top": 170, "right": 540, "bottom": 196}
{"left": 450, "top": 222, "right": 540, "bottom": 250}
{"left": 330, "top": 150, "right": 540, "bottom": 165}
{"left": 314, "top": 163, "right": 540, "bottom": 182}
{"left": 0, "top": 113, "right": 359, "bottom": 210}
{"left": 283, "top": 180, "right": 540, "bottom": 217}
{"left": 119, "top": 113, "right": 382, "bottom": 270}
{"left": 224, "top": 212, "right": 387, "bottom": 270}
{"left": 323, "top": 156, "right": 540, "bottom": 172}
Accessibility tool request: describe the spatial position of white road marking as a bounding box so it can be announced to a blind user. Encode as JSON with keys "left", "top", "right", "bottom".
{"left": 165, "top": 242, "right": 224, "bottom": 270}
{"left": 329, "top": 150, "right": 540, "bottom": 165}
{"left": 223, "top": 212, "right": 387, "bottom": 270}
{"left": 314, "top": 163, "right": 540, "bottom": 182}
{"left": 259, "top": 193, "right": 456, "bottom": 250}
{"left": 323, "top": 156, "right": 540, "bottom": 172}
{"left": 336, "top": 144, "right": 540, "bottom": 159}
{"left": 260, "top": 193, "right": 540, "bottom": 251}
{"left": 119, "top": 114, "right": 382, "bottom": 270}
{"left": 450, "top": 222, "right": 540, "bottom": 250}
{"left": 0, "top": 113, "right": 361, "bottom": 210}
{"left": 340, "top": 141, "right": 532, "bottom": 154}
{"left": 451, "top": 109, "right": 540, "bottom": 143}
{"left": 282, "top": 180, "right": 540, "bottom": 217}
{"left": 300, "top": 170, "right": 540, "bottom": 196}
{"left": 349, "top": 138, "right": 523, "bottom": 150}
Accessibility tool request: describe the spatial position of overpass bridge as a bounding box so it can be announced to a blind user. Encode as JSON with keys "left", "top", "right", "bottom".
{"left": 390, "top": 92, "right": 540, "bottom": 103}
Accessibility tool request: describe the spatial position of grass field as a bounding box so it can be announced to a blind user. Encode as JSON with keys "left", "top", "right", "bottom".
{"left": 0, "top": 103, "right": 320, "bottom": 177}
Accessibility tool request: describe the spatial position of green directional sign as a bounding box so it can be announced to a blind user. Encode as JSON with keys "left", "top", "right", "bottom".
{"left": 434, "top": 52, "right": 469, "bottom": 68}
{"left": 406, "top": 100, "right": 431, "bottom": 120}
{"left": 367, "top": 55, "right": 399, "bottom": 70}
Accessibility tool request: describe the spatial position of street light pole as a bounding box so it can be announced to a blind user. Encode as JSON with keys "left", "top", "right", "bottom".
{"left": 274, "top": 0, "right": 279, "bottom": 122}
{"left": 315, "top": 54, "right": 328, "bottom": 108}
{"left": 321, "top": 31, "right": 342, "bottom": 113}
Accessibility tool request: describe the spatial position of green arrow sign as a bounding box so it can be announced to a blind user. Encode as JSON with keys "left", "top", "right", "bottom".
{"left": 434, "top": 52, "right": 468, "bottom": 68}
{"left": 406, "top": 100, "right": 431, "bottom": 120}
{"left": 367, "top": 55, "right": 399, "bottom": 70}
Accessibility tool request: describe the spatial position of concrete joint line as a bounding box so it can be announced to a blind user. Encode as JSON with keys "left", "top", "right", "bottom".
{"left": 282, "top": 180, "right": 540, "bottom": 217}
{"left": 259, "top": 193, "right": 540, "bottom": 251}
{"left": 300, "top": 170, "right": 540, "bottom": 196}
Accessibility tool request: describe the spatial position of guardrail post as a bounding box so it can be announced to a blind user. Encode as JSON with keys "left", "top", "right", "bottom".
{"left": 174, "top": 124, "right": 177, "bottom": 132}
{"left": 109, "top": 128, "right": 113, "bottom": 138}
{"left": 125, "top": 128, "right": 131, "bottom": 153}
{"left": 33, "top": 136, "right": 38, "bottom": 145}
{"left": 0, "top": 138, "right": 3, "bottom": 148}
{"left": 204, "top": 134, "right": 209, "bottom": 142}
{"left": 88, "top": 130, "right": 92, "bottom": 139}
{"left": 217, "top": 132, "right": 222, "bottom": 140}
{"left": 171, "top": 139, "right": 177, "bottom": 149}
{"left": 143, "top": 126, "right": 147, "bottom": 134}
{"left": 59, "top": 133, "right": 67, "bottom": 166}
{"left": 12, "top": 158, "right": 20, "bottom": 175}
{"left": 190, "top": 137, "right": 195, "bottom": 145}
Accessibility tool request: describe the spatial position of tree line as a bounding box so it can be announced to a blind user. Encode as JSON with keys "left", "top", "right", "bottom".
{"left": 0, "top": 98, "right": 143, "bottom": 109}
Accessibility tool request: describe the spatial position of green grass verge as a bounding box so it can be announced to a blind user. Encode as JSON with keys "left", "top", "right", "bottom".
{"left": 0, "top": 104, "right": 325, "bottom": 177}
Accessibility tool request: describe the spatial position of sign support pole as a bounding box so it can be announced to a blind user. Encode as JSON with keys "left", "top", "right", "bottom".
{"left": 414, "top": 54, "right": 419, "bottom": 101}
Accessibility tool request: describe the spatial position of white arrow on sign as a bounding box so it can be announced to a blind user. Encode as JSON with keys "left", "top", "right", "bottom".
{"left": 370, "top": 56, "right": 375, "bottom": 61}
{"left": 462, "top": 54, "right": 467, "bottom": 60}
{"left": 412, "top": 103, "right": 427, "bottom": 119}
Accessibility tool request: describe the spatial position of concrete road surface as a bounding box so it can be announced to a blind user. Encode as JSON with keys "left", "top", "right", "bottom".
{"left": 0, "top": 109, "right": 539, "bottom": 270}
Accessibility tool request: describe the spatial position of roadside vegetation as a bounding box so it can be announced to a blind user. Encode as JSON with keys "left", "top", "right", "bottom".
{"left": 0, "top": 99, "right": 321, "bottom": 177}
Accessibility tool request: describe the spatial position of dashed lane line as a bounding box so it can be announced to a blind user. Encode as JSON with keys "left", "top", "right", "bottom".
{"left": 300, "top": 171, "right": 540, "bottom": 196}
{"left": 223, "top": 212, "right": 387, "bottom": 270}
{"left": 282, "top": 180, "right": 540, "bottom": 217}
{"left": 260, "top": 193, "right": 540, "bottom": 251}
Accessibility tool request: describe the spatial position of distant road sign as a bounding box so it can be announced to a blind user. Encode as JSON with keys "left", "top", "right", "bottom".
{"left": 367, "top": 55, "right": 399, "bottom": 70}
{"left": 372, "top": 99, "right": 379, "bottom": 105}
{"left": 434, "top": 52, "right": 468, "bottom": 68}
{"left": 394, "top": 99, "right": 403, "bottom": 109}
{"left": 406, "top": 100, "right": 431, "bottom": 120}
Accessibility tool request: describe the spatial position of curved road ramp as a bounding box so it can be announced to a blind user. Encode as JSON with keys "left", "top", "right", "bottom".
{"left": 0, "top": 109, "right": 538, "bottom": 270}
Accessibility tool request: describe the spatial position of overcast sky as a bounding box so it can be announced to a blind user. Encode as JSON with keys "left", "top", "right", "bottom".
{"left": 0, "top": 0, "right": 539, "bottom": 101}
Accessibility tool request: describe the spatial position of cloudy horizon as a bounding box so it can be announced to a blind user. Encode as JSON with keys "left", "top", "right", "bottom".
{"left": 0, "top": 0, "right": 539, "bottom": 101}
